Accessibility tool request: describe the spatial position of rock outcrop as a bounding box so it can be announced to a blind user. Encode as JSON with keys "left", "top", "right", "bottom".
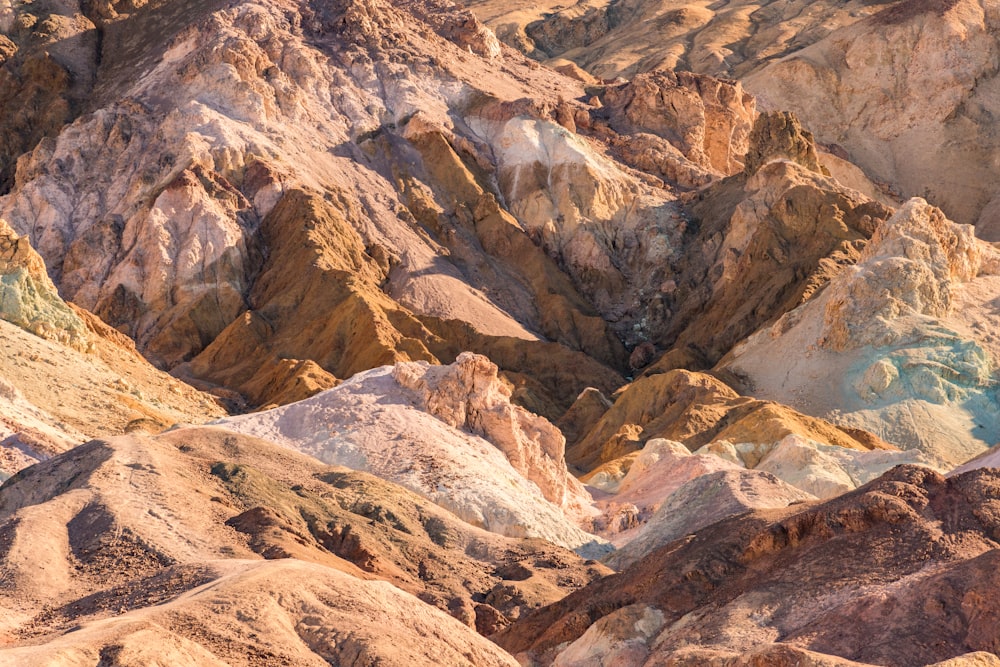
{"left": 745, "top": 0, "right": 1000, "bottom": 232}
{"left": 703, "top": 434, "right": 936, "bottom": 499}
{"left": 0, "top": 221, "right": 224, "bottom": 480}
{"left": 500, "top": 465, "right": 1000, "bottom": 666}
{"left": 567, "top": 369, "right": 891, "bottom": 474}
{"left": 597, "top": 70, "right": 756, "bottom": 187}
{"left": 0, "top": 217, "right": 89, "bottom": 352}
{"left": 647, "top": 118, "right": 892, "bottom": 367}
{"left": 587, "top": 437, "right": 819, "bottom": 547}
{"left": 586, "top": 428, "right": 928, "bottom": 557}
{"left": 605, "top": 468, "right": 815, "bottom": 570}
{"left": 723, "top": 199, "right": 1000, "bottom": 464}
{"left": 743, "top": 111, "right": 824, "bottom": 177}
{"left": 215, "top": 353, "right": 606, "bottom": 554}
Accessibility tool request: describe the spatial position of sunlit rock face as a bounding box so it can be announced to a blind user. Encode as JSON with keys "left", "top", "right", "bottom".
{"left": 723, "top": 198, "right": 1000, "bottom": 466}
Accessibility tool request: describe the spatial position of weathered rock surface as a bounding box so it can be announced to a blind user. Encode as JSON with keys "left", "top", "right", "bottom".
{"left": 0, "top": 560, "right": 521, "bottom": 667}
{"left": 215, "top": 353, "right": 607, "bottom": 553}
{"left": 476, "top": 0, "right": 1000, "bottom": 255}
{"left": 723, "top": 198, "right": 1000, "bottom": 464}
{"left": 704, "top": 434, "right": 936, "bottom": 499}
{"left": 597, "top": 70, "right": 756, "bottom": 186}
{"left": 0, "top": 0, "right": 750, "bottom": 413}
{"left": 468, "top": 0, "right": 895, "bottom": 80}
{"left": 605, "top": 468, "right": 814, "bottom": 570}
{"left": 646, "top": 115, "right": 892, "bottom": 368}
{"left": 0, "top": 427, "right": 607, "bottom": 661}
{"left": 557, "top": 387, "right": 613, "bottom": 450}
{"left": 0, "top": 220, "right": 225, "bottom": 480}
{"left": 588, "top": 438, "right": 744, "bottom": 536}
{"left": 0, "top": 0, "right": 102, "bottom": 194}
{"left": 742, "top": 111, "right": 824, "bottom": 177}
{"left": 0, "top": 217, "right": 89, "bottom": 352}
{"left": 587, "top": 436, "right": 820, "bottom": 547}
{"left": 586, "top": 429, "right": 927, "bottom": 559}
{"left": 567, "top": 369, "right": 890, "bottom": 474}
{"left": 744, "top": 0, "right": 1000, "bottom": 232}
{"left": 500, "top": 465, "right": 1000, "bottom": 666}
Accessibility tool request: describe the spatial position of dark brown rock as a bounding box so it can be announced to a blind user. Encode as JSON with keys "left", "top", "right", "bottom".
{"left": 498, "top": 465, "right": 1000, "bottom": 666}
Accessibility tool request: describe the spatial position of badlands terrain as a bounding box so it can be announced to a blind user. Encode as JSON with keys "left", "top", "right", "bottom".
{"left": 0, "top": 0, "right": 998, "bottom": 664}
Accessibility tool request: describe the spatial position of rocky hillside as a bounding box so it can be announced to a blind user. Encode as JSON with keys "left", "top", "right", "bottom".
{"left": 0, "top": 428, "right": 607, "bottom": 663}
{"left": 0, "top": 0, "right": 999, "bottom": 663}
{"left": 0, "top": 217, "right": 224, "bottom": 479}
{"left": 721, "top": 198, "right": 1000, "bottom": 466}
{"left": 471, "top": 0, "right": 1000, "bottom": 237}
{"left": 500, "top": 465, "right": 1000, "bottom": 666}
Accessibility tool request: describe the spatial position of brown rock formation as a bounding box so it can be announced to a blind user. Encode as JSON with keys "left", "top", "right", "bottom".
{"left": 180, "top": 187, "right": 626, "bottom": 413}
{"left": 557, "top": 387, "right": 613, "bottom": 449}
{"left": 0, "top": 0, "right": 704, "bottom": 415}
{"left": 500, "top": 465, "right": 1000, "bottom": 666}
{"left": 653, "top": 142, "right": 892, "bottom": 366}
{"left": 468, "top": 0, "right": 895, "bottom": 80}
{"left": 744, "top": 0, "right": 1000, "bottom": 232}
{"left": 0, "top": 0, "right": 100, "bottom": 191}
{"left": 598, "top": 70, "right": 756, "bottom": 185}
{"left": 743, "top": 111, "right": 824, "bottom": 176}
{"left": 184, "top": 188, "right": 438, "bottom": 406}
{"left": 567, "top": 369, "right": 889, "bottom": 473}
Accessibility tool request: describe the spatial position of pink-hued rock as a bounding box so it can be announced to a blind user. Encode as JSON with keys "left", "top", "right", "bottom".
{"left": 393, "top": 352, "right": 592, "bottom": 517}
{"left": 216, "top": 353, "right": 607, "bottom": 554}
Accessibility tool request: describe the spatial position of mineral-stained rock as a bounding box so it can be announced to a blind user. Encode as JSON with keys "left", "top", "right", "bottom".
{"left": 588, "top": 438, "right": 742, "bottom": 531}
{"left": 706, "top": 434, "right": 935, "bottom": 499}
{"left": 0, "top": 218, "right": 90, "bottom": 352}
{"left": 820, "top": 199, "right": 991, "bottom": 351}
{"left": 723, "top": 198, "right": 1000, "bottom": 464}
{"left": 587, "top": 428, "right": 930, "bottom": 558}
{"left": 391, "top": 352, "right": 590, "bottom": 514}
{"left": 183, "top": 188, "right": 438, "bottom": 406}
{"left": 552, "top": 603, "right": 666, "bottom": 667}
{"left": 650, "top": 137, "right": 892, "bottom": 367}
{"left": 0, "top": 222, "right": 224, "bottom": 480}
{"left": 466, "top": 101, "right": 683, "bottom": 346}
{"left": 0, "top": 0, "right": 717, "bottom": 412}
{"left": 605, "top": 468, "right": 815, "bottom": 570}
{"left": 500, "top": 465, "right": 1000, "bottom": 666}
